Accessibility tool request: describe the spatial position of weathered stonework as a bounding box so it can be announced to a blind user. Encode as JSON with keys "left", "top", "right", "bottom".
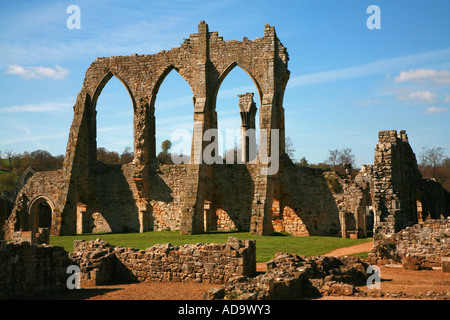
{"left": 369, "top": 217, "right": 450, "bottom": 270}
{"left": 0, "top": 240, "right": 72, "bottom": 299}
{"left": 4, "top": 21, "right": 290, "bottom": 238}
{"left": 70, "top": 237, "right": 256, "bottom": 285}
{"left": 205, "top": 252, "right": 370, "bottom": 300}
{"left": 371, "top": 130, "right": 450, "bottom": 236}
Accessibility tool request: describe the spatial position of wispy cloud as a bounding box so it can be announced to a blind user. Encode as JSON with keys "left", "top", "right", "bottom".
{"left": 425, "top": 107, "right": 449, "bottom": 114}
{"left": 395, "top": 69, "right": 450, "bottom": 85}
{"left": 5, "top": 65, "right": 69, "bottom": 80}
{"left": 397, "top": 90, "right": 437, "bottom": 105}
{"left": 287, "top": 48, "right": 450, "bottom": 88}
{"left": 356, "top": 99, "right": 380, "bottom": 107}
{"left": 0, "top": 101, "right": 72, "bottom": 113}
{"left": 0, "top": 125, "right": 67, "bottom": 148}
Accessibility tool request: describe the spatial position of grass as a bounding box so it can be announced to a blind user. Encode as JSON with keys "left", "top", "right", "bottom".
{"left": 50, "top": 230, "right": 372, "bottom": 262}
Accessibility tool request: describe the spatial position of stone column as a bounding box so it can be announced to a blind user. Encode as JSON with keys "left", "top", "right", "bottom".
{"left": 238, "top": 93, "right": 257, "bottom": 163}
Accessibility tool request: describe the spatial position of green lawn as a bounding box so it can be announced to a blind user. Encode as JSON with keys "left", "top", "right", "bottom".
{"left": 50, "top": 231, "right": 372, "bottom": 262}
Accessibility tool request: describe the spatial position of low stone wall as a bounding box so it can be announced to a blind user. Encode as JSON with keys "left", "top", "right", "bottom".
{"left": 396, "top": 218, "right": 450, "bottom": 269}
{"left": 70, "top": 237, "right": 256, "bottom": 285}
{"left": 369, "top": 218, "right": 450, "bottom": 270}
{"left": 0, "top": 241, "right": 72, "bottom": 299}
{"left": 205, "top": 253, "right": 370, "bottom": 300}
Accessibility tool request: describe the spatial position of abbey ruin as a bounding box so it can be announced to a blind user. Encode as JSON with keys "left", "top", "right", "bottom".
{"left": 1, "top": 22, "right": 449, "bottom": 243}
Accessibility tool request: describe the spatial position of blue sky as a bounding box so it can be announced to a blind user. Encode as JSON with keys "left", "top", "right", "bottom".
{"left": 0, "top": 0, "right": 449, "bottom": 166}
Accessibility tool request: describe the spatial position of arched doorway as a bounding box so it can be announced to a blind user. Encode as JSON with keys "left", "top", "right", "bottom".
{"left": 29, "top": 197, "right": 54, "bottom": 233}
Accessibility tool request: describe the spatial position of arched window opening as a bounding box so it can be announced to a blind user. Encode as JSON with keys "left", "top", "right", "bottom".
{"left": 38, "top": 201, "right": 52, "bottom": 228}
{"left": 215, "top": 65, "right": 260, "bottom": 164}
{"left": 153, "top": 69, "right": 194, "bottom": 164}
{"left": 95, "top": 75, "right": 134, "bottom": 164}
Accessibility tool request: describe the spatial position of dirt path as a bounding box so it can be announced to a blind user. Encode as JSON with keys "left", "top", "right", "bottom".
{"left": 323, "top": 240, "right": 373, "bottom": 257}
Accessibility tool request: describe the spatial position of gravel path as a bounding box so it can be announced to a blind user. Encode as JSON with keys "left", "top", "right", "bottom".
{"left": 323, "top": 240, "right": 373, "bottom": 257}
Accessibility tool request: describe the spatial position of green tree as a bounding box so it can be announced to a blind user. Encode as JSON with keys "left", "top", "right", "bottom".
{"left": 120, "top": 146, "right": 134, "bottom": 164}
{"left": 297, "top": 156, "right": 309, "bottom": 167}
{"left": 161, "top": 140, "right": 172, "bottom": 154}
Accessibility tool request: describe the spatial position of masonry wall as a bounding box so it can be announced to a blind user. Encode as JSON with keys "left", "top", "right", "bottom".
{"left": 70, "top": 237, "right": 256, "bottom": 285}
{"left": 81, "top": 164, "right": 140, "bottom": 233}
{"left": 212, "top": 164, "right": 257, "bottom": 232}
{"left": 372, "top": 130, "right": 450, "bottom": 236}
{"left": 0, "top": 241, "right": 71, "bottom": 299}
{"left": 4, "top": 170, "right": 64, "bottom": 239}
{"left": 372, "top": 130, "right": 423, "bottom": 234}
{"left": 0, "top": 198, "right": 6, "bottom": 240}
{"left": 370, "top": 218, "right": 450, "bottom": 270}
{"left": 276, "top": 164, "right": 342, "bottom": 236}
{"left": 395, "top": 218, "right": 450, "bottom": 269}
{"left": 148, "top": 164, "right": 190, "bottom": 231}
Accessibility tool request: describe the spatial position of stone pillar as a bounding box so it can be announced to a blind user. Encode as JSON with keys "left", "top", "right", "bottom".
{"left": 339, "top": 211, "right": 348, "bottom": 238}
{"left": 181, "top": 21, "right": 212, "bottom": 235}
{"left": 76, "top": 203, "right": 87, "bottom": 234}
{"left": 238, "top": 93, "right": 257, "bottom": 163}
{"left": 137, "top": 201, "right": 148, "bottom": 233}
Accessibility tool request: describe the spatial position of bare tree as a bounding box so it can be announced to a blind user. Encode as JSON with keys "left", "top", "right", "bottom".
{"left": 285, "top": 136, "right": 296, "bottom": 161}
{"left": 4, "top": 149, "right": 15, "bottom": 171}
{"left": 325, "top": 149, "right": 339, "bottom": 168}
{"left": 423, "top": 146, "right": 445, "bottom": 178}
{"left": 338, "top": 147, "right": 355, "bottom": 167}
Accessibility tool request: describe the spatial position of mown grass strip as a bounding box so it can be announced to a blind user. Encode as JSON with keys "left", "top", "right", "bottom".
{"left": 50, "top": 231, "right": 372, "bottom": 262}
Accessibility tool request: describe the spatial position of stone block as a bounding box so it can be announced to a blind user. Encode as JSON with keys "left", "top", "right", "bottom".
{"left": 441, "top": 257, "right": 450, "bottom": 273}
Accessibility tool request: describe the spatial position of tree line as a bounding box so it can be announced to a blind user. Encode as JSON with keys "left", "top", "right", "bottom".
{"left": 1, "top": 142, "right": 449, "bottom": 192}
{"left": 288, "top": 142, "right": 450, "bottom": 191}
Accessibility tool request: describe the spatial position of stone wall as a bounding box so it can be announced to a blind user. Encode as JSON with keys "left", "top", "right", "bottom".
{"left": 56, "top": 21, "right": 289, "bottom": 237}
{"left": 212, "top": 164, "right": 257, "bottom": 232}
{"left": 276, "top": 164, "right": 342, "bottom": 236}
{"left": 0, "top": 198, "right": 6, "bottom": 240}
{"left": 0, "top": 241, "right": 71, "bottom": 299}
{"left": 369, "top": 218, "right": 450, "bottom": 270}
{"left": 325, "top": 167, "right": 373, "bottom": 238}
{"left": 148, "top": 164, "right": 190, "bottom": 231}
{"left": 396, "top": 218, "right": 450, "bottom": 269}
{"left": 372, "top": 130, "right": 450, "bottom": 236}
{"left": 4, "top": 170, "right": 64, "bottom": 239}
{"left": 205, "top": 253, "right": 370, "bottom": 300}
{"left": 70, "top": 237, "right": 256, "bottom": 285}
{"left": 82, "top": 164, "right": 140, "bottom": 233}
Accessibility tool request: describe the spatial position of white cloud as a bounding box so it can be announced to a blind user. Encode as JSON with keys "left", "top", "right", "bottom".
{"left": 397, "top": 90, "right": 437, "bottom": 104}
{"left": 287, "top": 47, "right": 450, "bottom": 88}
{"left": 395, "top": 69, "right": 450, "bottom": 85}
{"left": 357, "top": 99, "right": 380, "bottom": 106}
{"left": 0, "top": 101, "right": 72, "bottom": 113}
{"left": 5, "top": 65, "right": 69, "bottom": 80}
{"left": 425, "top": 107, "right": 449, "bottom": 114}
